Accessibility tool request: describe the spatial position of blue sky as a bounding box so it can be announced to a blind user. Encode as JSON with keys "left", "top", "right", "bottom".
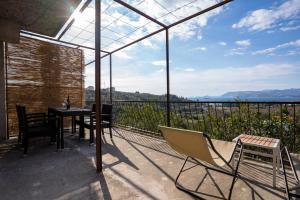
{"left": 79, "top": 0, "right": 300, "bottom": 97}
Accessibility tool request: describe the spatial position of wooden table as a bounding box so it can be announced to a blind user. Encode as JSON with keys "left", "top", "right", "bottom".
{"left": 48, "top": 107, "right": 91, "bottom": 149}
{"left": 233, "top": 134, "right": 280, "bottom": 187}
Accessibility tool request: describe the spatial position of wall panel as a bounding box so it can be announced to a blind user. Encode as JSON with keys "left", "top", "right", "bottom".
{"left": 6, "top": 37, "right": 84, "bottom": 136}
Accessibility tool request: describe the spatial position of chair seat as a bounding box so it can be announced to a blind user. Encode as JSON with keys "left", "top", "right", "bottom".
{"left": 74, "top": 116, "right": 91, "bottom": 124}
{"left": 209, "top": 139, "right": 236, "bottom": 167}
{"left": 27, "top": 125, "right": 56, "bottom": 137}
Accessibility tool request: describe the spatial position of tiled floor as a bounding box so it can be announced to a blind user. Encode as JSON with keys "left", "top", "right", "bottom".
{"left": 0, "top": 128, "right": 298, "bottom": 199}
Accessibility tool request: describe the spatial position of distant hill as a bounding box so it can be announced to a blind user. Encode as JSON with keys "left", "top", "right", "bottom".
{"left": 85, "top": 87, "right": 187, "bottom": 102}
{"left": 222, "top": 89, "right": 300, "bottom": 99}
{"left": 189, "top": 88, "right": 300, "bottom": 102}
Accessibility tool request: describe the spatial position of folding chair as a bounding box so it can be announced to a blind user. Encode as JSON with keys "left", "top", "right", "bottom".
{"left": 159, "top": 126, "right": 243, "bottom": 199}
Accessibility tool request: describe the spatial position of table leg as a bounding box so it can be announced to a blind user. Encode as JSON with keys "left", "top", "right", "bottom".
{"left": 60, "top": 115, "right": 64, "bottom": 149}
{"left": 57, "top": 116, "right": 61, "bottom": 150}
{"left": 276, "top": 147, "right": 280, "bottom": 174}
{"left": 71, "top": 116, "right": 75, "bottom": 134}
{"left": 79, "top": 115, "right": 84, "bottom": 140}
{"left": 273, "top": 149, "right": 276, "bottom": 187}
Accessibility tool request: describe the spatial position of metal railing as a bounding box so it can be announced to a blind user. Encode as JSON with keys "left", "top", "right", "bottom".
{"left": 86, "top": 100, "right": 300, "bottom": 152}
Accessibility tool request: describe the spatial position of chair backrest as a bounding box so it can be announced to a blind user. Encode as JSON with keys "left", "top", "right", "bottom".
{"left": 16, "top": 105, "right": 27, "bottom": 130}
{"left": 159, "top": 126, "right": 216, "bottom": 165}
{"left": 102, "top": 104, "right": 112, "bottom": 122}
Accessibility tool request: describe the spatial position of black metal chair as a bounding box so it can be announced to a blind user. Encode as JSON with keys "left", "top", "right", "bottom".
{"left": 16, "top": 105, "right": 58, "bottom": 154}
{"left": 74, "top": 104, "right": 113, "bottom": 143}
{"left": 73, "top": 104, "right": 96, "bottom": 134}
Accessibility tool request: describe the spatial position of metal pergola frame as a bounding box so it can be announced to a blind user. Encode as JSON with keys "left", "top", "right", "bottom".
{"left": 21, "top": 0, "right": 233, "bottom": 172}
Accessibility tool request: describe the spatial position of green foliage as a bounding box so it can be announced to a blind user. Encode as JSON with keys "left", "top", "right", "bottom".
{"left": 113, "top": 101, "right": 300, "bottom": 153}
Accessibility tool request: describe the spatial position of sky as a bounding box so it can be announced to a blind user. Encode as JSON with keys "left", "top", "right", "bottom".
{"left": 63, "top": 0, "right": 300, "bottom": 97}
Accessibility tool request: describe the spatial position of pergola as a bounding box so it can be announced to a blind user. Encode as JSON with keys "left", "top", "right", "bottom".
{"left": 0, "top": 0, "right": 233, "bottom": 172}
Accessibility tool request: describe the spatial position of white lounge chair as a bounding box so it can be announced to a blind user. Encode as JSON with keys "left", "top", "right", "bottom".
{"left": 159, "top": 126, "right": 243, "bottom": 199}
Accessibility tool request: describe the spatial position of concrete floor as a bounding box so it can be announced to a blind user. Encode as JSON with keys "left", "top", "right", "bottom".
{"left": 0, "top": 128, "right": 298, "bottom": 200}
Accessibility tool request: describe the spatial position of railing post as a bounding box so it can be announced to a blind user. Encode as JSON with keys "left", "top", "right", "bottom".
{"left": 95, "top": 0, "right": 102, "bottom": 172}
{"left": 166, "top": 28, "right": 170, "bottom": 127}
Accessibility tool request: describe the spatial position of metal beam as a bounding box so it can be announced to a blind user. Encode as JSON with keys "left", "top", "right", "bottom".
{"left": 95, "top": 0, "right": 102, "bottom": 172}
{"left": 167, "top": 0, "right": 233, "bottom": 29}
{"left": 57, "top": 0, "right": 92, "bottom": 40}
{"left": 102, "top": 0, "right": 232, "bottom": 58}
{"left": 101, "top": 27, "right": 165, "bottom": 59}
{"left": 20, "top": 30, "right": 110, "bottom": 53}
{"left": 57, "top": 19, "right": 75, "bottom": 40}
{"left": 85, "top": 60, "right": 97, "bottom": 66}
{"left": 80, "top": 0, "right": 92, "bottom": 12}
{"left": 21, "top": 0, "right": 232, "bottom": 63}
{"left": 109, "top": 54, "right": 113, "bottom": 104}
{"left": 113, "top": 0, "right": 166, "bottom": 28}
{"left": 165, "top": 29, "right": 170, "bottom": 127}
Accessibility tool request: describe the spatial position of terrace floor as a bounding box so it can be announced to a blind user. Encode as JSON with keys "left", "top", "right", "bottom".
{"left": 0, "top": 128, "right": 299, "bottom": 200}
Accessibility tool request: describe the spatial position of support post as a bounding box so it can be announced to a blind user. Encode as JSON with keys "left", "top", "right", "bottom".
{"left": 109, "top": 54, "right": 112, "bottom": 104}
{"left": 0, "top": 42, "right": 7, "bottom": 141}
{"left": 95, "top": 0, "right": 102, "bottom": 172}
{"left": 166, "top": 29, "right": 170, "bottom": 127}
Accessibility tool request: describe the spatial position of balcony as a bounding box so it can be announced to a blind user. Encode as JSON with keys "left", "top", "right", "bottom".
{"left": 1, "top": 127, "right": 298, "bottom": 200}
{"left": 1, "top": 0, "right": 300, "bottom": 199}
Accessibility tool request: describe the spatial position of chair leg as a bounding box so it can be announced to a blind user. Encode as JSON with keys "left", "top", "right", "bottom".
{"left": 109, "top": 126, "right": 112, "bottom": 138}
{"left": 228, "top": 145, "right": 243, "bottom": 200}
{"left": 281, "top": 148, "right": 291, "bottom": 200}
{"left": 18, "top": 131, "right": 22, "bottom": 143}
{"left": 175, "top": 156, "right": 189, "bottom": 187}
{"left": 23, "top": 137, "right": 28, "bottom": 155}
{"left": 285, "top": 147, "right": 299, "bottom": 183}
{"left": 89, "top": 127, "right": 94, "bottom": 144}
{"left": 72, "top": 116, "right": 75, "bottom": 134}
{"left": 101, "top": 128, "right": 104, "bottom": 136}
{"left": 50, "top": 133, "right": 56, "bottom": 143}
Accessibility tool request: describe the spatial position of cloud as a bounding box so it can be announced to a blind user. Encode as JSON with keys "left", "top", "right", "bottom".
{"left": 183, "top": 68, "right": 195, "bottom": 72}
{"left": 226, "top": 40, "right": 251, "bottom": 56}
{"left": 101, "top": 63, "right": 299, "bottom": 96}
{"left": 226, "top": 48, "right": 246, "bottom": 56}
{"left": 235, "top": 40, "right": 251, "bottom": 46}
{"left": 253, "top": 39, "right": 300, "bottom": 55}
{"left": 114, "top": 51, "right": 132, "bottom": 59}
{"left": 218, "top": 42, "right": 227, "bottom": 46}
{"left": 280, "top": 25, "right": 300, "bottom": 31}
{"left": 191, "top": 47, "right": 207, "bottom": 51}
{"left": 287, "top": 50, "right": 300, "bottom": 56}
{"left": 152, "top": 60, "right": 166, "bottom": 66}
{"left": 141, "top": 39, "right": 158, "bottom": 49}
{"left": 232, "top": 0, "right": 300, "bottom": 31}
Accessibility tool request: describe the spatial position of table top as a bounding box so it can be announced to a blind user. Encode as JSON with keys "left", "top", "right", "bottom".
{"left": 233, "top": 134, "right": 280, "bottom": 149}
{"left": 48, "top": 107, "right": 91, "bottom": 115}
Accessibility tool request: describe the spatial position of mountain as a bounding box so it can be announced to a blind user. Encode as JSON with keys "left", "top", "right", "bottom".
{"left": 222, "top": 89, "right": 300, "bottom": 99}
{"left": 189, "top": 88, "right": 300, "bottom": 101}
{"left": 85, "top": 87, "right": 187, "bottom": 102}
